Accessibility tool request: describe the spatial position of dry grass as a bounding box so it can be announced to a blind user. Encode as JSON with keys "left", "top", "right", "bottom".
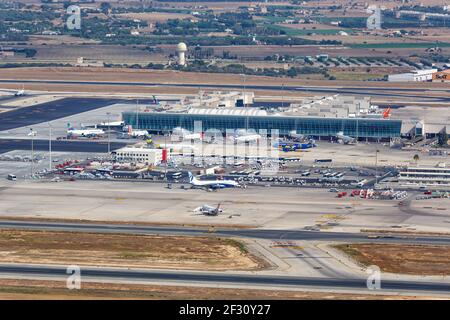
{"left": 334, "top": 243, "right": 450, "bottom": 276}
{"left": 0, "top": 229, "right": 266, "bottom": 271}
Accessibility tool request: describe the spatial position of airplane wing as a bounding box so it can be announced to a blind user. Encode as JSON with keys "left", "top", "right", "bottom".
{"left": 0, "top": 89, "right": 20, "bottom": 95}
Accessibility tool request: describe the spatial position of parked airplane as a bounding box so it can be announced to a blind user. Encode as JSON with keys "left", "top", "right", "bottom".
{"left": 336, "top": 131, "right": 356, "bottom": 144}
{"left": 288, "top": 130, "right": 305, "bottom": 141}
{"left": 67, "top": 127, "right": 105, "bottom": 137}
{"left": 172, "top": 127, "right": 202, "bottom": 141}
{"left": 231, "top": 129, "right": 261, "bottom": 144}
{"left": 193, "top": 203, "right": 223, "bottom": 216}
{"left": 275, "top": 141, "right": 317, "bottom": 151}
{"left": 188, "top": 172, "right": 240, "bottom": 190}
{"left": 127, "top": 125, "right": 149, "bottom": 138}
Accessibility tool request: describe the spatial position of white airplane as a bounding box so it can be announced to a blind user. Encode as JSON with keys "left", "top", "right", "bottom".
{"left": 231, "top": 129, "right": 261, "bottom": 144}
{"left": 193, "top": 203, "right": 223, "bottom": 216}
{"left": 127, "top": 125, "right": 149, "bottom": 138}
{"left": 336, "top": 131, "right": 356, "bottom": 145}
{"left": 171, "top": 127, "right": 202, "bottom": 141}
{"left": 188, "top": 172, "right": 241, "bottom": 190}
{"left": 289, "top": 130, "right": 305, "bottom": 141}
{"left": 0, "top": 88, "right": 25, "bottom": 97}
{"left": 14, "top": 89, "right": 25, "bottom": 96}
{"left": 67, "top": 128, "right": 105, "bottom": 137}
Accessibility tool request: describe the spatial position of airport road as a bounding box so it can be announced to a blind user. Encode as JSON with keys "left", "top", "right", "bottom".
{"left": 1, "top": 79, "right": 450, "bottom": 102}
{"left": 1, "top": 220, "right": 450, "bottom": 245}
{"left": 0, "top": 139, "right": 126, "bottom": 154}
{"left": 0, "top": 263, "right": 449, "bottom": 294}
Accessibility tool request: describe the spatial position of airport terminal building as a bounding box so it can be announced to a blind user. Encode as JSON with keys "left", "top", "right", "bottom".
{"left": 122, "top": 110, "right": 402, "bottom": 140}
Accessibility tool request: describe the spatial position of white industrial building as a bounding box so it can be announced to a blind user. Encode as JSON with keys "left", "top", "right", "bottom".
{"left": 398, "top": 165, "right": 450, "bottom": 189}
{"left": 388, "top": 69, "right": 437, "bottom": 82}
{"left": 287, "top": 95, "right": 378, "bottom": 118}
{"left": 112, "top": 147, "right": 164, "bottom": 165}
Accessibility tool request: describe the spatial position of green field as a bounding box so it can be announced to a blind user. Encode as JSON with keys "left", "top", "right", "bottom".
{"left": 265, "top": 24, "right": 344, "bottom": 36}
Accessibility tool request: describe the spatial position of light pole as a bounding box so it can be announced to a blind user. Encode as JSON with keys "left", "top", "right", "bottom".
{"left": 28, "top": 128, "right": 37, "bottom": 177}
{"left": 375, "top": 149, "right": 379, "bottom": 185}
{"left": 107, "top": 112, "right": 111, "bottom": 154}
{"left": 48, "top": 122, "right": 52, "bottom": 171}
{"left": 164, "top": 131, "right": 168, "bottom": 184}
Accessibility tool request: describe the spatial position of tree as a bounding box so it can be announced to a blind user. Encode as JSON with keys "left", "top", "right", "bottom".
{"left": 438, "top": 128, "right": 448, "bottom": 147}
{"left": 100, "top": 2, "right": 111, "bottom": 15}
{"left": 286, "top": 67, "right": 298, "bottom": 78}
{"left": 413, "top": 154, "right": 420, "bottom": 165}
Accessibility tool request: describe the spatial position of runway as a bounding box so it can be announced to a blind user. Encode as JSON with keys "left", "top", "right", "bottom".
{"left": 1, "top": 220, "right": 450, "bottom": 245}
{"left": 0, "top": 79, "right": 449, "bottom": 102}
{"left": 0, "top": 263, "right": 449, "bottom": 294}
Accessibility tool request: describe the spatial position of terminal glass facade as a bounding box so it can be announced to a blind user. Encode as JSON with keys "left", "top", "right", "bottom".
{"left": 123, "top": 112, "right": 402, "bottom": 138}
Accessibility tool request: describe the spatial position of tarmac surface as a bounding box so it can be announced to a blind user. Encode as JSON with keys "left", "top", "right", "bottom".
{"left": 0, "top": 180, "right": 448, "bottom": 233}
{"left": 0, "top": 98, "right": 125, "bottom": 131}
{"left": 0, "top": 139, "right": 126, "bottom": 154}
{"left": 0, "top": 263, "right": 449, "bottom": 294}
{"left": 1, "top": 219, "right": 450, "bottom": 245}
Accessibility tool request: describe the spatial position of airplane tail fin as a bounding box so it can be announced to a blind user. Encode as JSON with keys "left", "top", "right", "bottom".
{"left": 216, "top": 203, "right": 221, "bottom": 211}
{"left": 383, "top": 107, "right": 391, "bottom": 119}
{"left": 188, "top": 172, "right": 194, "bottom": 183}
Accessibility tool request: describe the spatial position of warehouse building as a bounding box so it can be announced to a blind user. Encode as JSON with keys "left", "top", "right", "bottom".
{"left": 112, "top": 147, "right": 164, "bottom": 165}
{"left": 398, "top": 165, "right": 450, "bottom": 188}
{"left": 388, "top": 69, "right": 437, "bottom": 82}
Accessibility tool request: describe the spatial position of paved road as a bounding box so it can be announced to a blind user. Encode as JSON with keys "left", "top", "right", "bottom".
{"left": 1, "top": 79, "right": 449, "bottom": 102}
{"left": 1, "top": 220, "right": 450, "bottom": 245}
{"left": 0, "top": 263, "right": 449, "bottom": 294}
